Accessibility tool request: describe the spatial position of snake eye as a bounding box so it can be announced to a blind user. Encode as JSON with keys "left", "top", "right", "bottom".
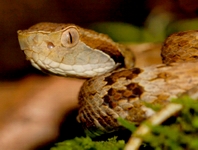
{"left": 61, "top": 27, "right": 79, "bottom": 48}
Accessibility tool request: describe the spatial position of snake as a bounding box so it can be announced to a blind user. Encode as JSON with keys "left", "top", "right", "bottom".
{"left": 17, "top": 22, "right": 198, "bottom": 137}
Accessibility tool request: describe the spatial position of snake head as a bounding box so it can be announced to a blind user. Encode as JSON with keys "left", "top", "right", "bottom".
{"left": 17, "top": 22, "right": 134, "bottom": 78}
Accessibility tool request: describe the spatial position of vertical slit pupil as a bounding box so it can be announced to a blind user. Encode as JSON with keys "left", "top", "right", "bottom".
{"left": 68, "top": 32, "right": 73, "bottom": 44}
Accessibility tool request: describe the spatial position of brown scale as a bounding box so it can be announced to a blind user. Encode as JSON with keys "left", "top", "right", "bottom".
{"left": 79, "top": 31, "right": 125, "bottom": 66}
{"left": 161, "top": 30, "right": 198, "bottom": 64}
{"left": 126, "top": 102, "right": 147, "bottom": 123}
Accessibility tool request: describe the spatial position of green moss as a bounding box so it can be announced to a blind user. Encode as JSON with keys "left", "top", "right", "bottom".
{"left": 50, "top": 136, "right": 125, "bottom": 150}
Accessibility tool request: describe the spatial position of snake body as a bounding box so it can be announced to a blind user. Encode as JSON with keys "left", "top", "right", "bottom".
{"left": 17, "top": 23, "right": 198, "bottom": 137}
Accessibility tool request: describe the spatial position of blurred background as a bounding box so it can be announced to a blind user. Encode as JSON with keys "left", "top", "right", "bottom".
{"left": 1, "top": 0, "right": 198, "bottom": 80}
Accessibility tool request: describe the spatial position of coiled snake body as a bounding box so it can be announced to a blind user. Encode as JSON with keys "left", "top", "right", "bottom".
{"left": 17, "top": 23, "right": 198, "bottom": 137}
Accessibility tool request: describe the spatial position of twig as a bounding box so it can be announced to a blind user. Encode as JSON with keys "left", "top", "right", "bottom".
{"left": 124, "top": 103, "right": 183, "bottom": 150}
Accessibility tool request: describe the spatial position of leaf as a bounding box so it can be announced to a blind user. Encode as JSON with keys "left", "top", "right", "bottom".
{"left": 117, "top": 117, "right": 136, "bottom": 132}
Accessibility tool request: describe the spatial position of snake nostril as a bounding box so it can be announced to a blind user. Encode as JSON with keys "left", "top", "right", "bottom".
{"left": 47, "top": 42, "right": 55, "bottom": 49}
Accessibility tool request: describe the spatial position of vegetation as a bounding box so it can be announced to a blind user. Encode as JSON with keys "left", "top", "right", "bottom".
{"left": 50, "top": 136, "right": 125, "bottom": 150}
{"left": 90, "top": 18, "right": 198, "bottom": 43}
{"left": 51, "top": 96, "right": 198, "bottom": 150}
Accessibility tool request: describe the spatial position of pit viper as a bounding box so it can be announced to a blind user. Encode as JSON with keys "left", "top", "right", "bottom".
{"left": 17, "top": 22, "right": 198, "bottom": 137}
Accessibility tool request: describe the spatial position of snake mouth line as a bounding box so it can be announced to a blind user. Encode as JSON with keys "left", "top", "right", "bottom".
{"left": 28, "top": 54, "right": 119, "bottom": 78}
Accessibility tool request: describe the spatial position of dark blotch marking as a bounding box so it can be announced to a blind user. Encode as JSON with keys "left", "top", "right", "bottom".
{"left": 190, "top": 55, "right": 198, "bottom": 59}
{"left": 103, "top": 83, "right": 144, "bottom": 109}
{"left": 176, "top": 31, "right": 188, "bottom": 36}
{"left": 178, "top": 40, "right": 188, "bottom": 47}
{"left": 103, "top": 93, "right": 118, "bottom": 109}
{"left": 104, "top": 68, "right": 142, "bottom": 85}
{"left": 132, "top": 68, "right": 141, "bottom": 74}
{"left": 126, "top": 83, "right": 144, "bottom": 98}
